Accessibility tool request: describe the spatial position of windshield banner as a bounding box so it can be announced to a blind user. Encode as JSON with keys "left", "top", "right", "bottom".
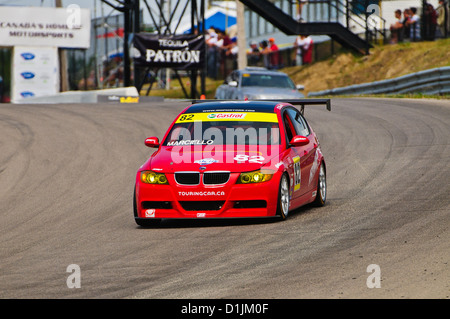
{"left": 133, "top": 33, "right": 205, "bottom": 69}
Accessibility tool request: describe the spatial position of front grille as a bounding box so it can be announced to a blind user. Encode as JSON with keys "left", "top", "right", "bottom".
{"left": 179, "top": 201, "right": 225, "bottom": 211}
{"left": 142, "top": 201, "right": 172, "bottom": 209}
{"left": 175, "top": 172, "right": 200, "bottom": 185}
{"left": 203, "top": 172, "right": 230, "bottom": 185}
{"left": 233, "top": 200, "right": 267, "bottom": 209}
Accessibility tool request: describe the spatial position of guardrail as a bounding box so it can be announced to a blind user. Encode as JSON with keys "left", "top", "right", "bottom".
{"left": 308, "top": 66, "right": 450, "bottom": 96}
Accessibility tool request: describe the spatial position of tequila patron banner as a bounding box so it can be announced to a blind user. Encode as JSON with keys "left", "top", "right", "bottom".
{"left": 133, "top": 33, "right": 205, "bottom": 69}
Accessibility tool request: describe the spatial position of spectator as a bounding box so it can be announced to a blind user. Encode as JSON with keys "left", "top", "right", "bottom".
{"left": 268, "top": 37, "right": 282, "bottom": 69}
{"left": 424, "top": 3, "right": 438, "bottom": 40}
{"left": 407, "top": 7, "right": 421, "bottom": 41}
{"left": 437, "top": 0, "right": 450, "bottom": 37}
{"left": 260, "top": 40, "right": 271, "bottom": 69}
{"left": 293, "top": 35, "right": 303, "bottom": 66}
{"left": 402, "top": 9, "right": 411, "bottom": 39}
{"left": 390, "top": 9, "right": 404, "bottom": 43}
{"left": 247, "top": 41, "right": 261, "bottom": 66}
{"left": 295, "top": 34, "right": 313, "bottom": 65}
{"left": 206, "top": 28, "right": 219, "bottom": 78}
{"left": 226, "top": 38, "right": 239, "bottom": 70}
{"left": 296, "top": 0, "right": 308, "bottom": 22}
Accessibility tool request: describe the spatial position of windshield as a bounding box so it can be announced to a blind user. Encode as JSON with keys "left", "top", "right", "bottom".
{"left": 241, "top": 73, "right": 296, "bottom": 89}
{"left": 163, "top": 120, "right": 280, "bottom": 146}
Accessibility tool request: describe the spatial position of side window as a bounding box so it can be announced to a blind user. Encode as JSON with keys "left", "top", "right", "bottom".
{"left": 283, "top": 112, "right": 295, "bottom": 142}
{"left": 286, "top": 108, "right": 310, "bottom": 136}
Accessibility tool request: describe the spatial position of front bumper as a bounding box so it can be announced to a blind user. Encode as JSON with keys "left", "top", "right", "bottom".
{"left": 135, "top": 172, "right": 281, "bottom": 219}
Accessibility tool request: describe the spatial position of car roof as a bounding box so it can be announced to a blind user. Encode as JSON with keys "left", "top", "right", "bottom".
{"left": 185, "top": 101, "right": 286, "bottom": 114}
{"left": 238, "top": 67, "right": 286, "bottom": 76}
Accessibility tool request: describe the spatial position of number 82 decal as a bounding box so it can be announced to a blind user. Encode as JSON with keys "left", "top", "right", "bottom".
{"left": 234, "top": 154, "right": 265, "bottom": 164}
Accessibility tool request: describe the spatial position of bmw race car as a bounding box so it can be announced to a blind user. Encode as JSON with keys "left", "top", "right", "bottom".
{"left": 134, "top": 99, "right": 330, "bottom": 226}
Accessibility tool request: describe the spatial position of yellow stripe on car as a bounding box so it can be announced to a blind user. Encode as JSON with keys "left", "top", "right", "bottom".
{"left": 175, "top": 112, "right": 278, "bottom": 123}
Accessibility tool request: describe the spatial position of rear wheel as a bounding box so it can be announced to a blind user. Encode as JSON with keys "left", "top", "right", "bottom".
{"left": 313, "top": 162, "right": 326, "bottom": 206}
{"left": 277, "top": 173, "right": 290, "bottom": 220}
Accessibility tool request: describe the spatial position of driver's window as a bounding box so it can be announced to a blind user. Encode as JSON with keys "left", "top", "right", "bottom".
{"left": 286, "top": 108, "right": 309, "bottom": 136}
{"left": 283, "top": 112, "right": 295, "bottom": 142}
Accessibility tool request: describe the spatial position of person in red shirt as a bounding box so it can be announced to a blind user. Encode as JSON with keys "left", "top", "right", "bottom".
{"left": 298, "top": 34, "right": 313, "bottom": 65}
{"left": 268, "top": 38, "right": 282, "bottom": 69}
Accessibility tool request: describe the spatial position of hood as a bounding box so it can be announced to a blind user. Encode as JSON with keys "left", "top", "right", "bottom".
{"left": 145, "top": 145, "right": 282, "bottom": 173}
{"left": 240, "top": 87, "right": 305, "bottom": 99}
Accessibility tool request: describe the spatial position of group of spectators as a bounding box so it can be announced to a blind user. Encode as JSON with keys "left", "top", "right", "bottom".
{"left": 390, "top": 1, "right": 450, "bottom": 44}
{"left": 206, "top": 27, "right": 239, "bottom": 79}
{"left": 247, "top": 38, "right": 283, "bottom": 69}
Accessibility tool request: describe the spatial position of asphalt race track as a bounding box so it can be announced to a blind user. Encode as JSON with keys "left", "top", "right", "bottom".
{"left": 0, "top": 98, "right": 448, "bottom": 299}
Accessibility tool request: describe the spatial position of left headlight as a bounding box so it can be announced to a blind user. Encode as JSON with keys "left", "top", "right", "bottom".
{"left": 236, "top": 169, "right": 274, "bottom": 184}
{"left": 140, "top": 171, "right": 169, "bottom": 184}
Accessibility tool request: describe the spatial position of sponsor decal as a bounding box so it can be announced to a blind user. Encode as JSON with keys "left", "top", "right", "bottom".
{"left": 197, "top": 213, "right": 206, "bottom": 218}
{"left": 175, "top": 112, "right": 277, "bottom": 123}
{"left": 194, "top": 158, "right": 218, "bottom": 165}
{"left": 119, "top": 96, "right": 139, "bottom": 103}
{"left": 178, "top": 191, "right": 225, "bottom": 196}
{"left": 145, "top": 209, "right": 155, "bottom": 218}
{"left": 207, "top": 113, "right": 246, "bottom": 119}
{"left": 293, "top": 156, "right": 301, "bottom": 191}
{"left": 167, "top": 139, "right": 214, "bottom": 146}
{"left": 20, "top": 72, "right": 35, "bottom": 79}
{"left": 20, "top": 91, "right": 35, "bottom": 98}
{"left": 309, "top": 151, "right": 319, "bottom": 185}
{"left": 20, "top": 52, "right": 35, "bottom": 60}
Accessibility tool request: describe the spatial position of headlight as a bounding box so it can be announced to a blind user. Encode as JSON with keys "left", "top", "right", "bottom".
{"left": 140, "top": 171, "right": 169, "bottom": 184}
{"left": 237, "top": 169, "right": 274, "bottom": 184}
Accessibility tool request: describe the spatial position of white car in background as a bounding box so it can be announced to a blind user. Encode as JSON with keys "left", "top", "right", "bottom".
{"left": 215, "top": 67, "right": 305, "bottom": 100}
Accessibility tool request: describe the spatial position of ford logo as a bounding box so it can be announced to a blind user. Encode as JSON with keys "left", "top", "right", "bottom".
{"left": 20, "top": 91, "right": 35, "bottom": 98}
{"left": 21, "top": 53, "right": 35, "bottom": 60}
{"left": 20, "top": 72, "right": 35, "bottom": 79}
{"left": 199, "top": 166, "right": 207, "bottom": 170}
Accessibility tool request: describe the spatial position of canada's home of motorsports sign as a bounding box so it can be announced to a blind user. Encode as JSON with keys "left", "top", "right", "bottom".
{"left": 0, "top": 6, "right": 90, "bottom": 48}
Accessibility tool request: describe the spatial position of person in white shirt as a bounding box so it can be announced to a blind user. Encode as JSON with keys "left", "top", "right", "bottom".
{"left": 407, "top": 7, "right": 421, "bottom": 40}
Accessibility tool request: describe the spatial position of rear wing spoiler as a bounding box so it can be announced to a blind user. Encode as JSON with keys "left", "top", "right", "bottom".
{"left": 191, "top": 99, "right": 331, "bottom": 115}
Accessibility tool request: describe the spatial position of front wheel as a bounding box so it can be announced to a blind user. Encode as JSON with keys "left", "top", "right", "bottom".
{"left": 313, "top": 162, "right": 326, "bottom": 207}
{"left": 277, "top": 173, "right": 290, "bottom": 220}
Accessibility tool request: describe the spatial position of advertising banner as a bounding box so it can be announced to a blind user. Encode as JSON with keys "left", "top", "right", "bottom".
{"left": 133, "top": 33, "right": 205, "bottom": 69}
{"left": 0, "top": 6, "right": 90, "bottom": 48}
{"left": 12, "top": 46, "right": 59, "bottom": 103}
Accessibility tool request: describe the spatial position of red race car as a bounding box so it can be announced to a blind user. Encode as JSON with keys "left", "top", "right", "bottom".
{"left": 134, "top": 99, "right": 330, "bottom": 226}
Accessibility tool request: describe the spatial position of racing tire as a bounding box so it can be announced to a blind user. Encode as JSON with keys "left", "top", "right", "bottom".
{"left": 313, "top": 162, "right": 326, "bottom": 207}
{"left": 276, "top": 173, "right": 290, "bottom": 220}
{"left": 133, "top": 187, "right": 162, "bottom": 227}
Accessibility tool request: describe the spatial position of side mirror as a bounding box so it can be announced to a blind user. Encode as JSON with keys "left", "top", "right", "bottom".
{"left": 296, "top": 84, "right": 305, "bottom": 91}
{"left": 290, "top": 135, "right": 309, "bottom": 147}
{"left": 228, "top": 81, "right": 238, "bottom": 87}
{"left": 145, "top": 137, "right": 160, "bottom": 148}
